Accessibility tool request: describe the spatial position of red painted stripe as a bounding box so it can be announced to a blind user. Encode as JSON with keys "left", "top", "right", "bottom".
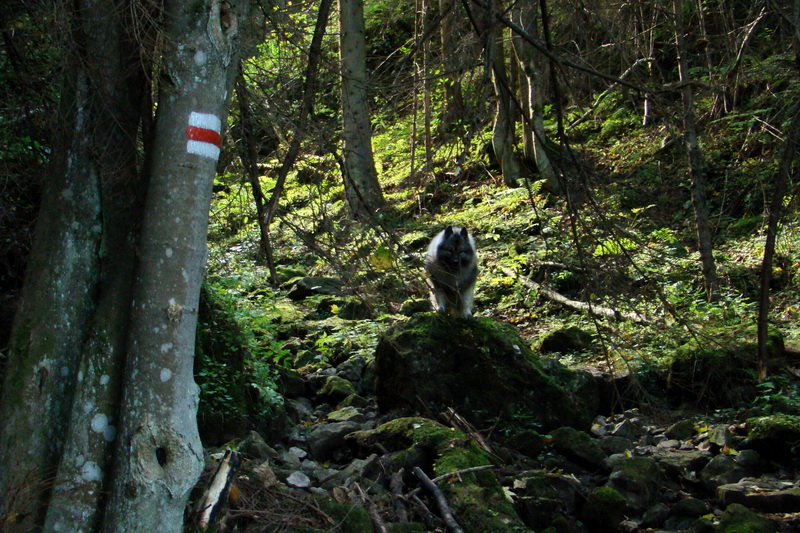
{"left": 186, "top": 126, "right": 221, "bottom": 146}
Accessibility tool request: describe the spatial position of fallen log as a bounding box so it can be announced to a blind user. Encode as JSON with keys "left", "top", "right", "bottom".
{"left": 500, "top": 265, "right": 650, "bottom": 323}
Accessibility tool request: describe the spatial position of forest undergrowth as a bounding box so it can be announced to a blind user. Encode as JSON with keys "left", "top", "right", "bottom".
{"left": 203, "top": 63, "right": 800, "bottom": 424}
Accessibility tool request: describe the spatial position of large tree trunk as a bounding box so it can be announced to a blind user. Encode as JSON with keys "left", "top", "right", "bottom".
{"left": 103, "top": 1, "right": 247, "bottom": 530}
{"left": 0, "top": 2, "right": 145, "bottom": 529}
{"left": 339, "top": 0, "right": 386, "bottom": 220}
{"left": 0, "top": 1, "right": 248, "bottom": 531}
{"left": 41, "top": 1, "right": 150, "bottom": 529}
{"left": 673, "top": 0, "right": 718, "bottom": 301}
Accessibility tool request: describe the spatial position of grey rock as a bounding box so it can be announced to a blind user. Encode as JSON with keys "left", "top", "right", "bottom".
{"left": 337, "top": 355, "right": 367, "bottom": 383}
{"left": 717, "top": 477, "right": 800, "bottom": 513}
{"left": 708, "top": 425, "right": 734, "bottom": 448}
{"left": 664, "top": 419, "right": 695, "bottom": 441}
{"left": 551, "top": 426, "right": 607, "bottom": 469}
{"left": 250, "top": 459, "right": 280, "bottom": 489}
{"left": 700, "top": 454, "right": 751, "bottom": 490}
{"left": 653, "top": 448, "right": 711, "bottom": 477}
{"left": 606, "top": 456, "right": 667, "bottom": 511}
{"left": 239, "top": 430, "right": 277, "bottom": 460}
{"left": 306, "top": 421, "right": 361, "bottom": 461}
{"left": 286, "top": 471, "right": 312, "bottom": 489}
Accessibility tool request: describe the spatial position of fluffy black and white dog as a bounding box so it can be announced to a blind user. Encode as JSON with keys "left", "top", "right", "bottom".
{"left": 425, "top": 226, "right": 478, "bottom": 319}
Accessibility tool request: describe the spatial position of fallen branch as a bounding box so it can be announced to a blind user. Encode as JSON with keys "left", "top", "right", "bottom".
{"left": 195, "top": 449, "right": 242, "bottom": 530}
{"left": 412, "top": 467, "right": 465, "bottom": 533}
{"left": 389, "top": 469, "right": 409, "bottom": 522}
{"left": 409, "top": 493, "right": 440, "bottom": 527}
{"left": 355, "top": 483, "right": 388, "bottom": 533}
{"left": 409, "top": 464, "right": 497, "bottom": 499}
{"left": 500, "top": 265, "right": 649, "bottom": 324}
{"left": 441, "top": 407, "right": 493, "bottom": 454}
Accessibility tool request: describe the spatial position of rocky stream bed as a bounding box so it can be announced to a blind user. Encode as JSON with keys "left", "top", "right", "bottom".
{"left": 194, "top": 299, "right": 800, "bottom": 532}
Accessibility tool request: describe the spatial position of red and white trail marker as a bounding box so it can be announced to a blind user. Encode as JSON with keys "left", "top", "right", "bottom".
{"left": 186, "top": 112, "right": 222, "bottom": 161}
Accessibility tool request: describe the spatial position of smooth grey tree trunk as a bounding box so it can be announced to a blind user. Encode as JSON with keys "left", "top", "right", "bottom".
{"left": 339, "top": 0, "right": 387, "bottom": 220}
{"left": 0, "top": 1, "right": 248, "bottom": 532}
{"left": 103, "top": 1, "right": 247, "bottom": 531}
{"left": 41, "top": 2, "right": 148, "bottom": 530}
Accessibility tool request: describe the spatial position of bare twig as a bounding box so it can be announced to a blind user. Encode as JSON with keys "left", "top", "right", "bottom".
{"left": 412, "top": 467, "right": 465, "bottom": 533}
{"left": 441, "top": 407, "right": 493, "bottom": 454}
{"left": 409, "top": 464, "right": 497, "bottom": 499}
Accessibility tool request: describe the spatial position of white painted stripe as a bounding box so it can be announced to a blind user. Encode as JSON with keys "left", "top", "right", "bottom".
{"left": 186, "top": 139, "right": 221, "bottom": 160}
{"left": 188, "top": 112, "right": 221, "bottom": 133}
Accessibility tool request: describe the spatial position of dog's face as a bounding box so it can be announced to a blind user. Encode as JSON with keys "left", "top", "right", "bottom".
{"left": 435, "top": 227, "right": 474, "bottom": 270}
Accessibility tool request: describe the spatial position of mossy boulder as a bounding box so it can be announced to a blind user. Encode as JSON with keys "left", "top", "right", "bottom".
{"left": 580, "top": 486, "right": 627, "bottom": 531}
{"left": 513, "top": 471, "right": 582, "bottom": 528}
{"left": 316, "top": 375, "right": 357, "bottom": 404}
{"left": 550, "top": 426, "right": 607, "bottom": 470}
{"left": 539, "top": 326, "right": 595, "bottom": 355}
{"left": 745, "top": 415, "right": 800, "bottom": 464}
{"left": 667, "top": 326, "right": 783, "bottom": 408}
{"left": 375, "top": 314, "right": 596, "bottom": 443}
{"left": 717, "top": 503, "right": 778, "bottom": 533}
{"left": 349, "top": 417, "right": 531, "bottom": 532}
{"left": 606, "top": 456, "right": 669, "bottom": 512}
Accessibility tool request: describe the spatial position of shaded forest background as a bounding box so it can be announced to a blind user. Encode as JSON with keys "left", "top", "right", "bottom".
{"left": 2, "top": 0, "right": 800, "bottom": 428}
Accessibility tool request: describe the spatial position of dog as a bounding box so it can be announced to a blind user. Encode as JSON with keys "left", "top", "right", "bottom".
{"left": 425, "top": 226, "right": 478, "bottom": 319}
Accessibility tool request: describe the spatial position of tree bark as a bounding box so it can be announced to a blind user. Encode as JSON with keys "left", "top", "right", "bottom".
{"left": 673, "top": 0, "right": 718, "bottom": 301}
{"left": 0, "top": 2, "right": 146, "bottom": 529}
{"left": 486, "top": 0, "right": 522, "bottom": 187}
{"left": 102, "top": 1, "right": 248, "bottom": 531}
{"left": 757, "top": 99, "right": 800, "bottom": 380}
{"left": 42, "top": 2, "right": 151, "bottom": 529}
{"left": 339, "top": 0, "right": 387, "bottom": 220}
{"left": 511, "top": 2, "right": 558, "bottom": 192}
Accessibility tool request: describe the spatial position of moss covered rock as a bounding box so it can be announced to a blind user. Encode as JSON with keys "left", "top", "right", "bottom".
{"left": 580, "top": 486, "right": 627, "bottom": 531}
{"left": 550, "top": 426, "right": 607, "bottom": 470}
{"left": 717, "top": 503, "right": 778, "bottom": 533}
{"left": 316, "top": 375, "right": 357, "bottom": 404}
{"left": 375, "top": 314, "right": 596, "bottom": 445}
{"left": 745, "top": 415, "right": 800, "bottom": 464}
{"left": 667, "top": 326, "right": 783, "bottom": 408}
{"left": 350, "top": 417, "right": 531, "bottom": 532}
{"left": 606, "top": 456, "right": 669, "bottom": 512}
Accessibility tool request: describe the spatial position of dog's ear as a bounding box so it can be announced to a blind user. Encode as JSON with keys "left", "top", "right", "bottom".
{"left": 444, "top": 226, "right": 453, "bottom": 237}
{"left": 459, "top": 227, "right": 468, "bottom": 238}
